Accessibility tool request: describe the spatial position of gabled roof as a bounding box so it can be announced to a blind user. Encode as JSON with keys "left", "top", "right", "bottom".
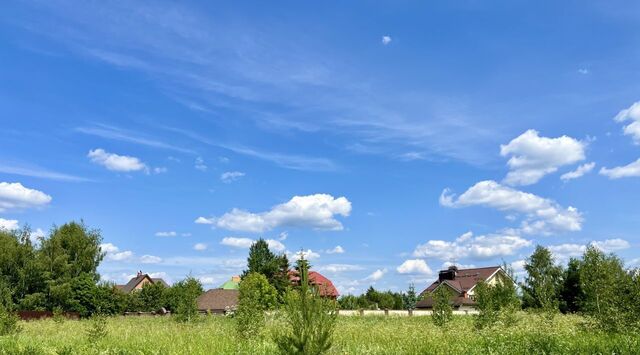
{"left": 422, "top": 266, "right": 502, "bottom": 295}
{"left": 197, "top": 289, "right": 239, "bottom": 311}
{"left": 288, "top": 270, "right": 339, "bottom": 298}
{"left": 118, "top": 273, "right": 168, "bottom": 293}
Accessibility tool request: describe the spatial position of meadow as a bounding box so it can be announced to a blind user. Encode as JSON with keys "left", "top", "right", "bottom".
{"left": 1, "top": 314, "right": 639, "bottom": 354}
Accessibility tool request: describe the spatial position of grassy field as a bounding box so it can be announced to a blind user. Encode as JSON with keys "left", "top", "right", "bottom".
{"left": 1, "top": 314, "right": 639, "bottom": 354}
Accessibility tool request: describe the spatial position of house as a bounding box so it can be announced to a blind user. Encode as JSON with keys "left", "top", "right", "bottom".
{"left": 415, "top": 265, "right": 513, "bottom": 311}
{"left": 288, "top": 270, "right": 339, "bottom": 299}
{"left": 197, "top": 289, "right": 239, "bottom": 314}
{"left": 219, "top": 275, "right": 240, "bottom": 290}
{"left": 117, "top": 271, "right": 169, "bottom": 294}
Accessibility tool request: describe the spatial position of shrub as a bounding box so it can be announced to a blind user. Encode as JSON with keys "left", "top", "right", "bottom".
{"left": 235, "top": 272, "right": 277, "bottom": 338}
{"left": 0, "top": 308, "right": 21, "bottom": 336}
{"left": 85, "top": 314, "right": 108, "bottom": 341}
{"left": 273, "top": 259, "right": 337, "bottom": 354}
{"left": 432, "top": 286, "right": 452, "bottom": 327}
{"left": 170, "top": 277, "right": 203, "bottom": 323}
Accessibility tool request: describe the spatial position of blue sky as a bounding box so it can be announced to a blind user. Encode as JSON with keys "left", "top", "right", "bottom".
{"left": 1, "top": 0, "right": 640, "bottom": 294}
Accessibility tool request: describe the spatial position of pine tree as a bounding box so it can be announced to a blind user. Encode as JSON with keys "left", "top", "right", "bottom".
{"left": 402, "top": 283, "right": 418, "bottom": 311}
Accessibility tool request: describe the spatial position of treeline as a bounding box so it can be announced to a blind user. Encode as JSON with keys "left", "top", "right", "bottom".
{"left": 519, "top": 244, "right": 640, "bottom": 332}
{"left": 337, "top": 285, "right": 419, "bottom": 310}
{"left": 0, "top": 222, "right": 202, "bottom": 318}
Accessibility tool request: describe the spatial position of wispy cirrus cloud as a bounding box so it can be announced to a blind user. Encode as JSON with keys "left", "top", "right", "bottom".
{"left": 0, "top": 162, "right": 89, "bottom": 182}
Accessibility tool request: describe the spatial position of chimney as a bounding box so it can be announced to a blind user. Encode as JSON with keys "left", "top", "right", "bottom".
{"left": 438, "top": 267, "right": 456, "bottom": 282}
{"left": 137, "top": 270, "right": 143, "bottom": 277}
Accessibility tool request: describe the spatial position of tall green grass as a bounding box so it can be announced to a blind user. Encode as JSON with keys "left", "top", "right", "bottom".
{"left": 1, "top": 314, "right": 638, "bottom": 354}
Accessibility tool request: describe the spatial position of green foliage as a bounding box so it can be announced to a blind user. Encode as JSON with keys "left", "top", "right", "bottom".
{"left": 338, "top": 287, "right": 406, "bottom": 310}
{"left": 273, "top": 258, "right": 337, "bottom": 354}
{"left": 579, "top": 245, "right": 634, "bottom": 332}
{"left": 473, "top": 276, "right": 520, "bottom": 329}
{"left": 0, "top": 305, "right": 21, "bottom": 336}
{"left": 402, "top": 284, "right": 418, "bottom": 311}
{"left": 138, "top": 282, "right": 167, "bottom": 312}
{"left": 170, "top": 277, "right": 202, "bottom": 323}
{"left": 52, "top": 307, "right": 65, "bottom": 324}
{"left": 431, "top": 286, "right": 452, "bottom": 327}
{"left": 85, "top": 314, "right": 108, "bottom": 341}
{"left": 522, "top": 246, "right": 562, "bottom": 316}
{"left": 236, "top": 272, "right": 278, "bottom": 338}
{"left": 559, "top": 258, "right": 583, "bottom": 314}
{"left": 243, "top": 239, "right": 291, "bottom": 301}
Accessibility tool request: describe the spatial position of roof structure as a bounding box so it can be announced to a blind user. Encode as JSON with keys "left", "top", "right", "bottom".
{"left": 117, "top": 272, "right": 168, "bottom": 293}
{"left": 219, "top": 275, "right": 240, "bottom": 290}
{"left": 288, "top": 270, "right": 339, "bottom": 298}
{"left": 197, "top": 289, "right": 239, "bottom": 311}
{"left": 416, "top": 266, "right": 503, "bottom": 309}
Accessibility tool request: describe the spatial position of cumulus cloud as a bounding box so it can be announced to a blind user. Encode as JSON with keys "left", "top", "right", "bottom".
{"left": 220, "top": 237, "right": 254, "bottom": 248}
{"left": 100, "top": 243, "right": 134, "bottom": 261}
{"left": 88, "top": 149, "right": 147, "bottom": 172}
{"left": 600, "top": 158, "right": 640, "bottom": 179}
{"left": 500, "top": 130, "right": 586, "bottom": 185}
{"left": 614, "top": 101, "right": 640, "bottom": 144}
{"left": 366, "top": 269, "right": 387, "bottom": 281}
{"left": 561, "top": 162, "right": 595, "bottom": 181}
{"left": 291, "top": 249, "right": 320, "bottom": 260}
{"left": 203, "top": 194, "right": 351, "bottom": 233}
{"left": 0, "top": 218, "right": 19, "bottom": 230}
{"left": 397, "top": 259, "right": 432, "bottom": 275}
{"left": 549, "top": 238, "right": 631, "bottom": 262}
{"left": 220, "top": 237, "right": 285, "bottom": 252}
{"left": 193, "top": 243, "right": 208, "bottom": 251}
{"left": 413, "top": 231, "right": 532, "bottom": 261}
{"left": 140, "top": 255, "right": 162, "bottom": 264}
{"left": 440, "top": 180, "right": 582, "bottom": 234}
{"left": 0, "top": 182, "right": 52, "bottom": 212}
{"left": 155, "top": 231, "right": 177, "bottom": 237}
{"left": 326, "top": 245, "right": 345, "bottom": 254}
{"left": 220, "top": 171, "right": 245, "bottom": 183}
{"left": 381, "top": 36, "right": 392, "bottom": 45}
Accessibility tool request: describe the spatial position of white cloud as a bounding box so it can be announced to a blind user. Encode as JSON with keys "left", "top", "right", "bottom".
{"left": 381, "top": 36, "right": 392, "bottom": 45}
{"left": 153, "top": 167, "right": 168, "bottom": 174}
{"left": 266, "top": 239, "right": 286, "bottom": 252}
{"left": 441, "top": 180, "right": 582, "bottom": 234}
{"left": 181, "top": 233, "right": 192, "bottom": 237}
{"left": 561, "top": 162, "right": 595, "bottom": 181}
{"left": 614, "top": 101, "right": 640, "bottom": 144}
{"left": 87, "top": 148, "right": 147, "bottom": 172}
{"left": 220, "top": 171, "right": 245, "bottom": 183}
{"left": 0, "top": 182, "right": 52, "bottom": 212}
{"left": 549, "top": 238, "right": 631, "bottom": 262}
{"left": 600, "top": 158, "right": 640, "bottom": 179}
{"left": 195, "top": 216, "right": 214, "bottom": 225}
{"left": 397, "top": 259, "right": 432, "bottom": 275}
{"left": 207, "top": 194, "right": 351, "bottom": 233}
{"left": 326, "top": 245, "right": 345, "bottom": 254}
{"left": 193, "top": 243, "right": 208, "bottom": 251}
{"left": 0, "top": 218, "right": 19, "bottom": 230}
{"left": 278, "top": 231, "right": 288, "bottom": 241}
{"left": 220, "top": 237, "right": 254, "bottom": 248}
{"left": 366, "top": 269, "right": 387, "bottom": 281}
{"left": 500, "top": 130, "right": 586, "bottom": 185}
{"left": 413, "top": 231, "right": 532, "bottom": 261}
{"left": 317, "top": 264, "right": 363, "bottom": 273}
{"left": 578, "top": 68, "right": 589, "bottom": 75}
{"left": 100, "top": 243, "right": 134, "bottom": 261}
{"left": 140, "top": 255, "right": 162, "bottom": 264}
{"left": 219, "top": 236, "right": 286, "bottom": 253}
{"left": 291, "top": 249, "right": 320, "bottom": 260}
{"left": 155, "top": 231, "right": 177, "bottom": 237}
{"left": 30, "top": 228, "right": 46, "bottom": 244}
{"left": 194, "top": 157, "right": 207, "bottom": 171}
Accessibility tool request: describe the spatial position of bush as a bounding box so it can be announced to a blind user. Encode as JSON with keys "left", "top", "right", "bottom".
{"left": 273, "top": 259, "right": 337, "bottom": 354}
{"left": 85, "top": 314, "right": 108, "bottom": 341}
{"left": 235, "top": 272, "right": 278, "bottom": 338}
{"left": 473, "top": 279, "right": 520, "bottom": 329}
{"left": 171, "top": 277, "right": 202, "bottom": 323}
{"left": 432, "top": 286, "right": 452, "bottom": 327}
{"left": 0, "top": 308, "right": 20, "bottom": 336}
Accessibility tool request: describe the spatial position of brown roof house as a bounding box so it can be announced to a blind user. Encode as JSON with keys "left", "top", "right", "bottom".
{"left": 117, "top": 271, "right": 169, "bottom": 293}
{"left": 416, "top": 265, "right": 513, "bottom": 311}
{"left": 197, "top": 276, "right": 241, "bottom": 314}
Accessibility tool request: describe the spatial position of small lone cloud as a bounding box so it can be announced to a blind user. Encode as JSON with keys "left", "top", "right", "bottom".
{"left": 382, "top": 36, "right": 392, "bottom": 45}
{"left": 578, "top": 68, "right": 589, "bottom": 75}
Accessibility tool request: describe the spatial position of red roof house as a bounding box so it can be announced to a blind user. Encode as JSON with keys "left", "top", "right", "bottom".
{"left": 288, "top": 270, "right": 339, "bottom": 299}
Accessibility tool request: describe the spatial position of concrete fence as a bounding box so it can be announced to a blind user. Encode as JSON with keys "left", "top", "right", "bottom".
{"left": 337, "top": 309, "right": 479, "bottom": 316}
